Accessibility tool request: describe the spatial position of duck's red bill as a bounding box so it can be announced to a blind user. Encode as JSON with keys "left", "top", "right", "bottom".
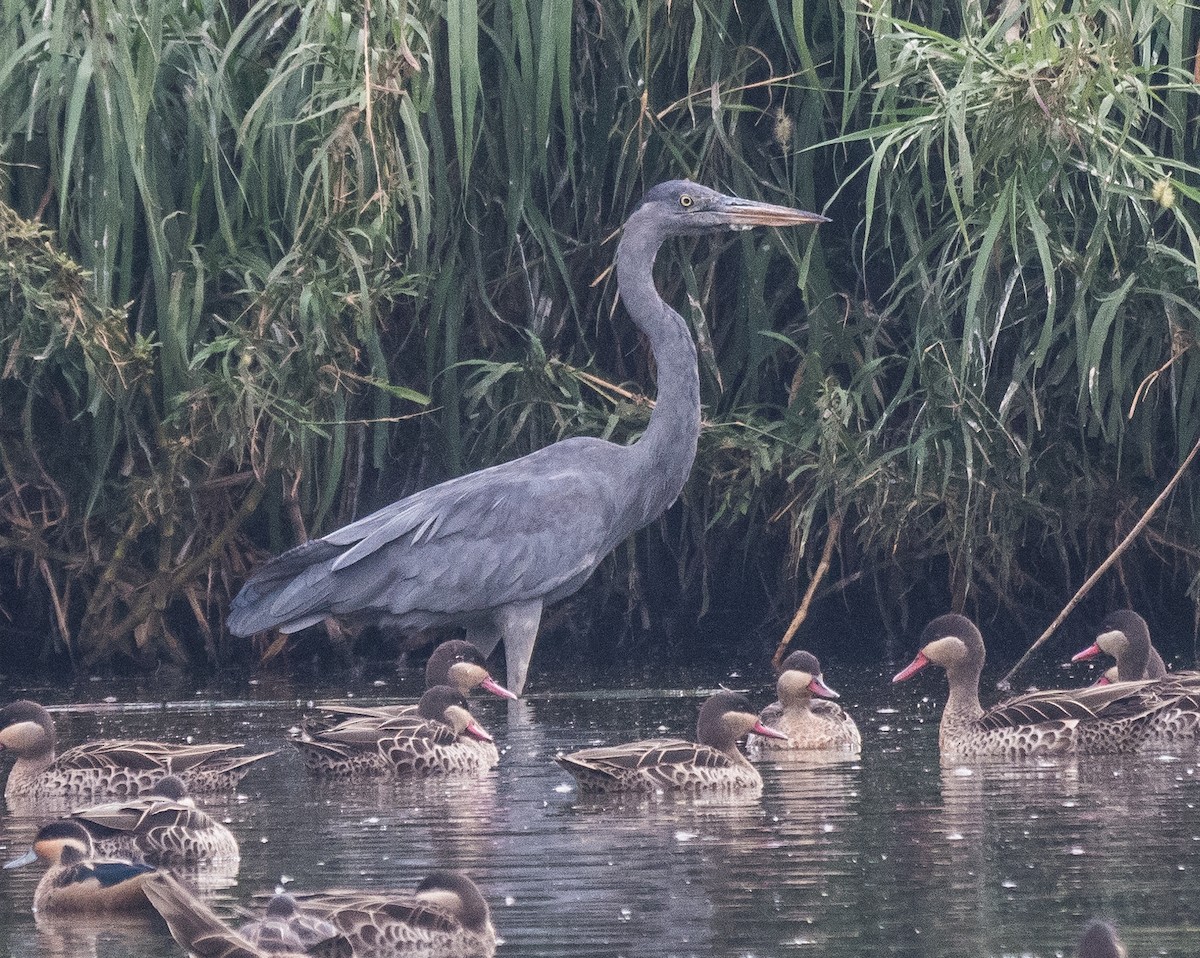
{"left": 808, "top": 675, "right": 840, "bottom": 699}
{"left": 465, "top": 721, "right": 494, "bottom": 742}
{"left": 480, "top": 677, "right": 519, "bottom": 700}
{"left": 1071, "top": 643, "right": 1102, "bottom": 663}
{"left": 892, "top": 651, "right": 930, "bottom": 683}
{"left": 752, "top": 721, "right": 788, "bottom": 741}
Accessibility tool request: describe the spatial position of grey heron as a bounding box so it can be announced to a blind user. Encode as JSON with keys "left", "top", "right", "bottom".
{"left": 228, "top": 181, "right": 827, "bottom": 694}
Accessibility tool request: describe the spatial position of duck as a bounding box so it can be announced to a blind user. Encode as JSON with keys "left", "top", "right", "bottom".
{"left": 67, "top": 773, "right": 239, "bottom": 866}
{"left": 317, "top": 640, "right": 518, "bottom": 727}
{"left": 1077, "top": 918, "right": 1127, "bottom": 958}
{"left": 237, "top": 892, "right": 341, "bottom": 954}
{"left": 144, "top": 868, "right": 497, "bottom": 958}
{"left": 1070, "top": 609, "right": 1168, "bottom": 681}
{"left": 286, "top": 871, "right": 497, "bottom": 957}
{"left": 291, "top": 685, "right": 497, "bottom": 778}
{"left": 892, "top": 613, "right": 1169, "bottom": 762}
{"left": 4, "top": 820, "right": 158, "bottom": 913}
{"left": 748, "top": 651, "right": 861, "bottom": 752}
{"left": 143, "top": 872, "right": 343, "bottom": 958}
{"left": 555, "top": 690, "right": 787, "bottom": 792}
{"left": 0, "top": 699, "right": 274, "bottom": 799}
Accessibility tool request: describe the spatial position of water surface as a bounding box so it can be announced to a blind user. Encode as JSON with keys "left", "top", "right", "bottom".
{"left": 1, "top": 659, "right": 1197, "bottom": 957}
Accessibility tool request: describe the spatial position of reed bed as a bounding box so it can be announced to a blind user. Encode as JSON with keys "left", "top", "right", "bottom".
{"left": 0, "top": 0, "right": 1197, "bottom": 667}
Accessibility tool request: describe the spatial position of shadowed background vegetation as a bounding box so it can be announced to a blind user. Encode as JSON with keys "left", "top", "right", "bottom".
{"left": 1, "top": 0, "right": 1199, "bottom": 675}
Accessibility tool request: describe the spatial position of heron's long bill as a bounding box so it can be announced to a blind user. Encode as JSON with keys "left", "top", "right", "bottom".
{"left": 720, "top": 198, "right": 830, "bottom": 228}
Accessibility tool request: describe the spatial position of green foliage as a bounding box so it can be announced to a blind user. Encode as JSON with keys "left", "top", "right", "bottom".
{"left": 821, "top": 0, "right": 1200, "bottom": 616}
{"left": 1, "top": 0, "right": 1199, "bottom": 669}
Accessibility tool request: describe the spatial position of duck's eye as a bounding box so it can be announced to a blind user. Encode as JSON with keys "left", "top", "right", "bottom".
{"left": 679, "top": 194, "right": 693, "bottom": 208}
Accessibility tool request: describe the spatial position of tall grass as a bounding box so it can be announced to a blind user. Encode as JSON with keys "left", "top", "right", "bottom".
{"left": 1, "top": 0, "right": 1198, "bottom": 669}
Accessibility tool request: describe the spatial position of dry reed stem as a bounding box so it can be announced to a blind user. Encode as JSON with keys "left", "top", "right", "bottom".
{"left": 772, "top": 513, "right": 842, "bottom": 669}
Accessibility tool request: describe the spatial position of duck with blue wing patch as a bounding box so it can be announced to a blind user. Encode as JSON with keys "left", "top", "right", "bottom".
{"left": 5, "top": 820, "right": 159, "bottom": 913}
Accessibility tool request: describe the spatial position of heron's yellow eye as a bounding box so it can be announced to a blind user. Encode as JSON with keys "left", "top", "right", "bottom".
{"left": 679, "top": 194, "right": 693, "bottom": 208}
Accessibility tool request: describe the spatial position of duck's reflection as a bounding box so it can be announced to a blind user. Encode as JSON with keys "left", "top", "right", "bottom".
{"left": 31, "top": 914, "right": 175, "bottom": 958}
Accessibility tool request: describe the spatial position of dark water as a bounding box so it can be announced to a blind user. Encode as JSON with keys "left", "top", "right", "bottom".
{"left": 1, "top": 658, "right": 1198, "bottom": 957}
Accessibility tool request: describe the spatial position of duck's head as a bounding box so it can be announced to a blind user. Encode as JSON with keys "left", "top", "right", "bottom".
{"left": 892, "top": 613, "right": 986, "bottom": 685}
{"left": 1071, "top": 610, "right": 1151, "bottom": 680}
{"left": 776, "top": 651, "right": 840, "bottom": 702}
{"left": 0, "top": 700, "right": 56, "bottom": 758}
{"left": 5, "top": 820, "right": 94, "bottom": 870}
{"left": 150, "top": 774, "right": 194, "bottom": 805}
{"left": 1077, "top": 919, "right": 1127, "bottom": 958}
{"left": 696, "top": 691, "right": 786, "bottom": 749}
{"left": 415, "top": 870, "right": 491, "bottom": 933}
{"left": 428, "top": 641, "right": 518, "bottom": 701}
{"left": 418, "top": 686, "right": 493, "bottom": 742}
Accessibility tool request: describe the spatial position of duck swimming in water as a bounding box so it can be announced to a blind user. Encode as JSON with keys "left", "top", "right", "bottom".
{"left": 556, "top": 690, "right": 786, "bottom": 792}
{"left": 4, "top": 820, "right": 158, "bottom": 914}
{"left": 145, "top": 868, "right": 497, "bottom": 958}
{"left": 291, "top": 685, "right": 497, "bottom": 778}
{"left": 893, "top": 613, "right": 1171, "bottom": 762}
{"left": 67, "top": 774, "right": 239, "bottom": 866}
{"left": 1071, "top": 610, "right": 1168, "bottom": 681}
{"left": 317, "top": 640, "right": 517, "bottom": 728}
{"left": 0, "top": 700, "right": 273, "bottom": 800}
{"left": 749, "top": 651, "right": 861, "bottom": 753}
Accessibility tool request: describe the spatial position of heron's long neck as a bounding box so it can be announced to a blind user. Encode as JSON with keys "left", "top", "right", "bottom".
{"left": 615, "top": 218, "right": 702, "bottom": 527}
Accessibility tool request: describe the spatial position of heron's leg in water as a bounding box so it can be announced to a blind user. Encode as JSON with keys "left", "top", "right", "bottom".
{"left": 467, "top": 600, "right": 543, "bottom": 696}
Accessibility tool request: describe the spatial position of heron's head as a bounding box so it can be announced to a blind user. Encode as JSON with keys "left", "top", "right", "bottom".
{"left": 634, "top": 180, "right": 828, "bottom": 236}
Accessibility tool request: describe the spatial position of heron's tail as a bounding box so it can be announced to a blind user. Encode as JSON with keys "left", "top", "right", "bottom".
{"left": 227, "top": 540, "right": 342, "bottom": 636}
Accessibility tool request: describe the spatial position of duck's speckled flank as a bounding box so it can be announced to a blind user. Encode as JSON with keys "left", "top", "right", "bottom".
{"left": 557, "top": 690, "right": 783, "bottom": 792}
{"left": 291, "top": 686, "right": 498, "bottom": 779}
{"left": 0, "top": 700, "right": 272, "bottom": 800}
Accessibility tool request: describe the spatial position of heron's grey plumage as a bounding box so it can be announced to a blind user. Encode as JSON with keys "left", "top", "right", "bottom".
{"left": 228, "top": 182, "right": 827, "bottom": 694}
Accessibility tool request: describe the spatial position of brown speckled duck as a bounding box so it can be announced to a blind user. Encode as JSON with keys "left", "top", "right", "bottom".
{"left": 237, "top": 893, "right": 341, "bottom": 955}
{"left": 4, "top": 820, "right": 158, "bottom": 914}
{"left": 1077, "top": 919, "right": 1127, "bottom": 958}
{"left": 893, "top": 613, "right": 1168, "bottom": 762}
{"left": 0, "top": 700, "right": 273, "bottom": 800}
{"left": 144, "top": 871, "right": 342, "bottom": 958}
{"left": 291, "top": 685, "right": 497, "bottom": 778}
{"left": 1071, "top": 609, "right": 1168, "bottom": 681}
{"left": 556, "top": 690, "right": 786, "bottom": 792}
{"left": 1073, "top": 612, "right": 1200, "bottom": 747}
{"left": 145, "top": 868, "right": 497, "bottom": 958}
{"left": 319, "top": 640, "right": 518, "bottom": 727}
{"left": 68, "top": 774, "right": 239, "bottom": 866}
{"left": 287, "top": 872, "right": 496, "bottom": 957}
{"left": 749, "top": 651, "right": 861, "bottom": 753}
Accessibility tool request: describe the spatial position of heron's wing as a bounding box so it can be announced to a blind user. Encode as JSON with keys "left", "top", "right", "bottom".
{"left": 239, "top": 440, "right": 628, "bottom": 632}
